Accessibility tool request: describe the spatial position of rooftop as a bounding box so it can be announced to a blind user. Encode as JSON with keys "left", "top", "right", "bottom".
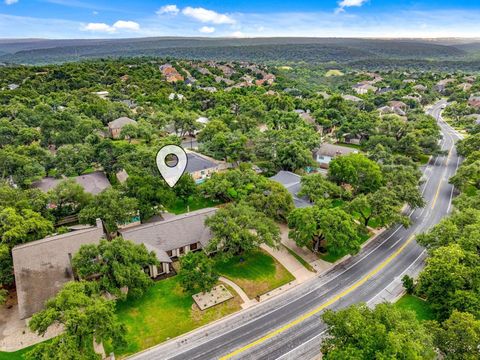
{"left": 186, "top": 152, "right": 218, "bottom": 173}
{"left": 270, "top": 171, "right": 311, "bottom": 208}
{"left": 32, "top": 171, "right": 111, "bottom": 195}
{"left": 12, "top": 220, "right": 104, "bottom": 319}
{"left": 108, "top": 117, "right": 137, "bottom": 130}
{"left": 120, "top": 208, "right": 218, "bottom": 259}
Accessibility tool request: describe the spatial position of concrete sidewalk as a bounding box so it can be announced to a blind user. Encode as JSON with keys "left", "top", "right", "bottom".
{"left": 219, "top": 277, "right": 257, "bottom": 309}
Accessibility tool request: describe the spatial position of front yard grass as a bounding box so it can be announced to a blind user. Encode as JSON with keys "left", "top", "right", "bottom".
{"left": 394, "top": 294, "right": 435, "bottom": 321}
{"left": 214, "top": 249, "right": 295, "bottom": 299}
{"left": 109, "top": 277, "right": 242, "bottom": 357}
{"left": 167, "top": 195, "right": 222, "bottom": 215}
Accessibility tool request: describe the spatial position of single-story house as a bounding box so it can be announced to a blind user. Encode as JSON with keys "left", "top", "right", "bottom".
{"left": 313, "top": 143, "right": 357, "bottom": 169}
{"left": 413, "top": 84, "right": 428, "bottom": 92}
{"left": 342, "top": 94, "right": 363, "bottom": 103}
{"left": 186, "top": 151, "right": 226, "bottom": 183}
{"left": 270, "top": 171, "right": 311, "bottom": 208}
{"left": 12, "top": 219, "right": 105, "bottom": 319}
{"left": 32, "top": 171, "right": 111, "bottom": 195}
{"left": 120, "top": 208, "right": 218, "bottom": 277}
{"left": 468, "top": 95, "right": 480, "bottom": 109}
{"left": 108, "top": 117, "right": 137, "bottom": 139}
{"left": 92, "top": 91, "right": 109, "bottom": 99}
{"left": 353, "top": 83, "right": 377, "bottom": 95}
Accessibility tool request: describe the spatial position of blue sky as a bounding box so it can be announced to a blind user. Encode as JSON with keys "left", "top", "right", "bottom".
{"left": 1, "top": 1, "right": 479, "bottom": 39}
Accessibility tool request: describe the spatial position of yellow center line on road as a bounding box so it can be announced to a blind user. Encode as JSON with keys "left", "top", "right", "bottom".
{"left": 220, "top": 234, "right": 416, "bottom": 360}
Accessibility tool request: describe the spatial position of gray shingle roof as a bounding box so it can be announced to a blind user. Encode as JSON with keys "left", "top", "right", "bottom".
{"left": 12, "top": 220, "right": 104, "bottom": 319}
{"left": 186, "top": 153, "right": 218, "bottom": 173}
{"left": 108, "top": 117, "right": 137, "bottom": 130}
{"left": 120, "top": 208, "right": 218, "bottom": 254}
{"left": 32, "top": 172, "right": 111, "bottom": 195}
{"left": 270, "top": 171, "right": 311, "bottom": 208}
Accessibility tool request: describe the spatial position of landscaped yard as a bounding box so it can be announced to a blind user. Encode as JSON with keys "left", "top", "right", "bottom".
{"left": 108, "top": 277, "right": 242, "bottom": 357}
{"left": 214, "top": 250, "right": 295, "bottom": 299}
{"left": 0, "top": 343, "right": 40, "bottom": 360}
{"left": 394, "top": 294, "right": 435, "bottom": 321}
{"left": 167, "top": 195, "right": 222, "bottom": 215}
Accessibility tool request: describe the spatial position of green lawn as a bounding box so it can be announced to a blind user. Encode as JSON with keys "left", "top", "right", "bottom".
{"left": 0, "top": 343, "right": 42, "bottom": 360}
{"left": 109, "top": 277, "right": 242, "bottom": 357}
{"left": 214, "top": 250, "right": 295, "bottom": 299}
{"left": 394, "top": 294, "right": 435, "bottom": 321}
{"left": 167, "top": 196, "right": 221, "bottom": 215}
{"left": 320, "top": 230, "right": 371, "bottom": 263}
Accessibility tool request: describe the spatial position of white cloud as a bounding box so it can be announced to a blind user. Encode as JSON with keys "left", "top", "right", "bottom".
{"left": 230, "top": 31, "right": 245, "bottom": 38}
{"left": 182, "top": 7, "right": 235, "bottom": 25}
{"left": 336, "top": 0, "right": 368, "bottom": 13}
{"left": 82, "top": 20, "right": 140, "bottom": 33}
{"left": 113, "top": 20, "right": 140, "bottom": 31}
{"left": 83, "top": 22, "right": 115, "bottom": 33}
{"left": 157, "top": 4, "right": 179, "bottom": 15}
{"left": 199, "top": 26, "right": 215, "bottom": 34}
{"left": 4, "top": 0, "right": 19, "bottom": 5}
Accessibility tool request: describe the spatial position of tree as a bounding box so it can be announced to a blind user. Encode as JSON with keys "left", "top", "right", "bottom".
{"left": 457, "top": 133, "right": 480, "bottom": 157}
{"left": 73, "top": 237, "right": 158, "bottom": 299}
{"left": 430, "top": 310, "right": 480, "bottom": 360}
{"left": 450, "top": 159, "right": 480, "bottom": 191}
{"left": 27, "top": 281, "right": 126, "bottom": 360}
{"left": 416, "top": 244, "right": 480, "bottom": 320}
{"left": 275, "top": 140, "right": 315, "bottom": 172}
{"left": 48, "top": 179, "right": 93, "bottom": 218}
{"left": 321, "top": 303, "right": 436, "bottom": 360}
{"left": 0, "top": 244, "right": 13, "bottom": 286}
{"left": 174, "top": 174, "right": 197, "bottom": 205}
{"left": 402, "top": 275, "right": 415, "bottom": 295}
{"left": 0, "top": 207, "right": 53, "bottom": 246}
{"left": 328, "top": 153, "right": 383, "bottom": 194}
{"left": 205, "top": 203, "right": 280, "bottom": 258}
{"left": 79, "top": 188, "right": 138, "bottom": 233}
{"left": 288, "top": 206, "right": 361, "bottom": 255}
{"left": 347, "top": 187, "right": 409, "bottom": 228}
{"left": 298, "top": 173, "right": 345, "bottom": 204}
{"left": 178, "top": 251, "right": 218, "bottom": 294}
{"left": 55, "top": 144, "right": 94, "bottom": 176}
{"left": 244, "top": 180, "right": 294, "bottom": 222}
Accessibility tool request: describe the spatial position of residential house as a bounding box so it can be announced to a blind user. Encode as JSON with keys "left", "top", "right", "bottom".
{"left": 464, "top": 75, "right": 476, "bottom": 83}
{"left": 199, "top": 86, "right": 217, "bottom": 93}
{"left": 377, "top": 87, "right": 393, "bottom": 95}
{"left": 159, "top": 64, "right": 184, "bottom": 83}
{"left": 457, "top": 83, "right": 473, "bottom": 92}
{"left": 12, "top": 219, "right": 105, "bottom": 319}
{"left": 413, "top": 84, "right": 428, "bottom": 92}
{"left": 388, "top": 101, "right": 408, "bottom": 113}
{"left": 353, "top": 83, "right": 378, "bottom": 95}
{"left": 7, "top": 83, "right": 19, "bottom": 90}
{"left": 313, "top": 143, "right": 357, "bottom": 169}
{"left": 168, "top": 93, "right": 185, "bottom": 101}
{"left": 32, "top": 171, "right": 111, "bottom": 196}
{"left": 435, "top": 78, "right": 455, "bottom": 93}
{"left": 186, "top": 151, "right": 226, "bottom": 184}
{"left": 120, "top": 208, "right": 218, "bottom": 277}
{"left": 270, "top": 171, "right": 311, "bottom": 208}
{"left": 108, "top": 116, "right": 137, "bottom": 139}
{"left": 468, "top": 95, "right": 480, "bottom": 109}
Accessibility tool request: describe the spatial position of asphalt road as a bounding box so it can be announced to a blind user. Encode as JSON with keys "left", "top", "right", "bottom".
{"left": 131, "top": 100, "right": 462, "bottom": 360}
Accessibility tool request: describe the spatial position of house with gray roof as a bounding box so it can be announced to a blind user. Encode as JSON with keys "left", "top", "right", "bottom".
{"left": 186, "top": 151, "right": 227, "bottom": 184}
{"left": 12, "top": 219, "right": 104, "bottom": 319}
{"left": 270, "top": 171, "right": 311, "bottom": 208}
{"left": 313, "top": 143, "right": 357, "bottom": 169}
{"left": 107, "top": 117, "right": 137, "bottom": 139}
{"left": 32, "top": 171, "right": 111, "bottom": 195}
{"left": 120, "top": 208, "right": 218, "bottom": 277}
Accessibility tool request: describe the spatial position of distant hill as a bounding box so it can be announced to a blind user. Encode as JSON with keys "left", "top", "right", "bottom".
{"left": 0, "top": 37, "right": 470, "bottom": 65}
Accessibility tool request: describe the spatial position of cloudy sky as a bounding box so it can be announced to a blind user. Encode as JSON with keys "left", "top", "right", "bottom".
{"left": 1, "top": 0, "right": 479, "bottom": 39}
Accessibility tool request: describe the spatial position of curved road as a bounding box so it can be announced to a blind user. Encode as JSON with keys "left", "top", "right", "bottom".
{"left": 131, "top": 100, "right": 462, "bottom": 360}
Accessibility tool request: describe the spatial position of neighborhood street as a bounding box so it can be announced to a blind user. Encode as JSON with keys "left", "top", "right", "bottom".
{"left": 131, "top": 100, "right": 462, "bottom": 360}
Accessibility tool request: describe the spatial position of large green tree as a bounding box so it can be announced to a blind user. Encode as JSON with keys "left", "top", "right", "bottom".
{"left": 205, "top": 203, "right": 280, "bottom": 258}
{"left": 321, "top": 303, "right": 436, "bottom": 360}
{"left": 27, "top": 281, "right": 126, "bottom": 360}
{"left": 178, "top": 251, "right": 218, "bottom": 294}
{"left": 72, "top": 237, "right": 158, "bottom": 299}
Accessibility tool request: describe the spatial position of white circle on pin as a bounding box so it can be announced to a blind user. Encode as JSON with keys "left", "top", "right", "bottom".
{"left": 156, "top": 145, "right": 188, "bottom": 187}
